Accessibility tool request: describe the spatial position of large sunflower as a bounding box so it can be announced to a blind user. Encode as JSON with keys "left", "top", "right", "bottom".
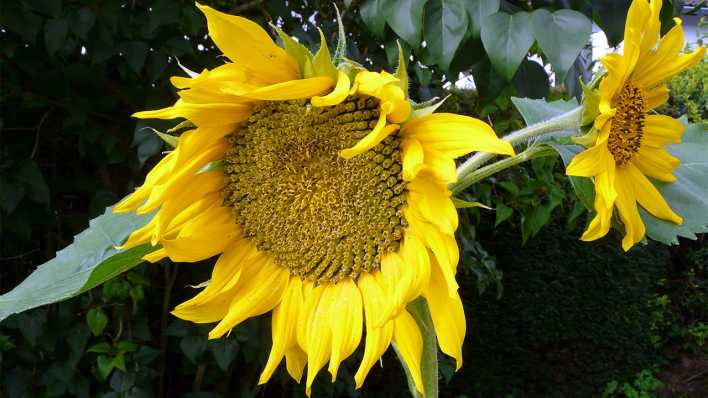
{"left": 567, "top": 0, "right": 705, "bottom": 251}
{"left": 115, "top": 3, "right": 514, "bottom": 395}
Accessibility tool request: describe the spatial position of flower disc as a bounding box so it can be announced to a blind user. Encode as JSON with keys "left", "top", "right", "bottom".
{"left": 223, "top": 96, "right": 407, "bottom": 283}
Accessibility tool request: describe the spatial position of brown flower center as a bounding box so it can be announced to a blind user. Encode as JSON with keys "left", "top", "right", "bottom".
{"left": 608, "top": 81, "right": 645, "bottom": 166}
{"left": 223, "top": 97, "right": 407, "bottom": 284}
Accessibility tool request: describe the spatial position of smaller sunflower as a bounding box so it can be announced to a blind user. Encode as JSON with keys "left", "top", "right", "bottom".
{"left": 567, "top": 0, "right": 705, "bottom": 251}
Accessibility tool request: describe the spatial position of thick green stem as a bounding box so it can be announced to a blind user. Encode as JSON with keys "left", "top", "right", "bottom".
{"left": 452, "top": 145, "right": 558, "bottom": 194}
{"left": 394, "top": 298, "right": 438, "bottom": 398}
{"left": 454, "top": 106, "right": 582, "bottom": 190}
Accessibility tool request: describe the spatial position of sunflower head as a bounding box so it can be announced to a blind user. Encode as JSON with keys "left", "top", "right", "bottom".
{"left": 114, "top": 4, "right": 514, "bottom": 395}
{"left": 567, "top": 0, "right": 705, "bottom": 251}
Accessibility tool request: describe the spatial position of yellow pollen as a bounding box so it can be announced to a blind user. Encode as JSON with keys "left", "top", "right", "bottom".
{"left": 608, "top": 81, "right": 645, "bottom": 166}
{"left": 222, "top": 97, "right": 407, "bottom": 284}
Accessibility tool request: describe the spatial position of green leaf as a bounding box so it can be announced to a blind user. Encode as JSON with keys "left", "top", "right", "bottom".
{"left": 481, "top": 11, "right": 534, "bottom": 81}
{"left": 382, "top": 0, "right": 427, "bottom": 48}
{"left": 463, "top": 0, "right": 500, "bottom": 39}
{"left": 592, "top": 0, "right": 630, "bottom": 47}
{"left": 120, "top": 41, "right": 149, "bottom": 74}
{"left": 423, "top": 0, "right": 468, "bottom": 71}
{"left": 512, "top": 59, "right": 549, "bottom": 99}
{"left": 210, "top": 339, "right": 239, "bottom": 371}
{"left": 551, "top": 144, "right": 595, "bottom": 211}
{"left": 494, "top": 203, "right": 513, "bottom": 226}
{"left": 0, "top": 206, "right": 157, "bottom": 322}
{"left": 14, "top": 159, "right": 50, "bottom": 206}
{"left": 96, "top": 355, "right": 114, "bottom": 380}
{"left": 113, "top": 353, "right": 126, "bottom": 372}
{"left": 87, "top": 342, "right": 112, "bottom": 354}
{"left": 531, "top": 9, "right": 592, "bottom": 82}
{"left": 360, "top": 0, "right": 387, "bottom": 39}
{"left": 117, "top": 341, "right": 138, "bottom": 353}
{"left": 641, "top": 121, "right": 708, "bottom": 244}
{"left": 86, "top": 308, "right": 109, "bottom": 336}
{"left": 180, "top": 335, "right": 207, "bottom": 363}
{"left": 44, "top": 18, "right": 69, "bottom": 56}
{"left": 510, "top": 96, "right": 578, "bottom": 126}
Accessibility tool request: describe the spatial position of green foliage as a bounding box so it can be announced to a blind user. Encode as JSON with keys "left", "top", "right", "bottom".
{"left": 602, "top": 369, "right": 665, "bottom": 398}
{"left": 658, "top": 59, "right": 707, "bottom": 124}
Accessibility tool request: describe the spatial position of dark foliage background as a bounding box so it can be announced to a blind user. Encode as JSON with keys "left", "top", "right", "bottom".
{"left": 1, "top": 0, "right": 706, "bottom": 397}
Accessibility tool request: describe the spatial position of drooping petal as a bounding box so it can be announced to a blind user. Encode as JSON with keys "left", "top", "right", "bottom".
{"left": 625, "top": 163, "right": 682, "bottom": 224}
{"left": 311, "top": 70, "right": 351, "bottom": 107}
{"left": 401, "top": 113, "right": 515, "bottom": 157}
{"left": 566, "top": 139, "right": 613, "bottom": 177}
{"left": 354, "top": 273, "right": 394, "bottom": 388}
{"left": 133, "top": 99, "right": 252, "bottom": 129}
{"left": 407, "top": 176, "right": 458, "bottom": 235}
{"left": 195, "top": 3, "right": 299, "bottom": 83}
{"left": 423, "top": 257, "right": 465, "bottom": 370}
{"left": 392, "top": 310, "right": 424, "bottom": 396}
{"left": 401, "top": 137, "right": 424, "bottom": 181}
{"left": 259, "top": 277, "right": 304, "bottom": 384}
{"left": 339, "top": 111, "right": 400, "bottom": 159}
{"left": 208, "top": 258, "right": 290, "bottom": 339}
{"left": 614, "top": 167, "right": 646, "bottom": 251}
{"left": 328, "top": 279, "right": 363, "bottom": 381}
{"left": 225, "top": 77, "right": 335, "bottom": 101}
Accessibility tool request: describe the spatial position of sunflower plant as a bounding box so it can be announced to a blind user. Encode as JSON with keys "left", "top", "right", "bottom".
{"left": 1, "top": 1, "right": 707, "bottom": 397}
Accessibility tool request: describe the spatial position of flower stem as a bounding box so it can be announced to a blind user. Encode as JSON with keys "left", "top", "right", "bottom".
{"left": 453, "top": 106, "right": 583, "bottom": 192}
{"left": 395, "top": 298, "right": 438, "bottom": 398}
{"left": 451, "top": 145, "right": 558, "bottom": 194}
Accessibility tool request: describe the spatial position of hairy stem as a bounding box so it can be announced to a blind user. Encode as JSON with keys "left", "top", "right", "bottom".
{"left": 454, "top": 106, "right": 583, "bottom": 189}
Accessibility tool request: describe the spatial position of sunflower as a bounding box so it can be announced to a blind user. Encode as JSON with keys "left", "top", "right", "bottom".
{"left": 566, "top": 0, "right": 705, "bottom": 251}
{"left": 115, "top": 3, "right": 514, "bottom": 395}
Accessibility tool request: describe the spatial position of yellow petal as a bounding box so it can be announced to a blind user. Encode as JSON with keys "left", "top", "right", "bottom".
{"left": 401, "top": 113, "right": 515, "bottom": 158}
{"left": 143, "top": 247, "right": 168, "bottom": 262}
{"left": 259, "top": 277, "right": 304, "bottom": 384}
{"left": 632, "top": 146, "right": 679, "bottom": 182}
{"left": 643, "top": 84, "right": 669, "bottom": 111}
{"left": 133, "top": 99, "right": 252, "bottom": 129}
{"left": 565, "top": 138, "right": 613, "bottom": 177}
{"left": 423, "top": 257, "right": 465, "bottom": 370}
{"left": 303, "top": 285, "right": 334, "bottom": 396}
{"left": 626, "top": 163, "right": 682, "bottom": 225}
{"left": 401, "top": 137, "right": 424, "bottom": 181}
{"left": 114, "top": 151, "right": 177, "bottom": 213}
{"left": 195, "top": 3, "right": 299, "bottom": 83}
{"left": 339, "top": 111, "right": 400, "bottom": 159}
{"left": 285, "top": 346, "right": 307, "bottom": 383}
{"left": 614, "top": 167, "right": 646, "bottom": 251}
{"left": 225, "top": 77, "right": 335, "bottom": 101}
{"left": 404, "top": 208, "right": 459, "bottom": 296}
{"left": 328, "top": 279, "right": 363, "bottom": 381}
{"left": 407, "top": 176, "right": 458, "bottom": 235}
{"left": 641, "top": 114, "right": 683, "bottom": 148}
{"left": 420, "top": 149, "right": 458, "bottom": 184}
{"left": 354, "top": 273, "right": 394, "bottom": 388}
{"left": 393, "top": 310, "right": 424, "bottom": 396}
{"left": 208, "top": 258, "right": 289, "bottom": 339}
{"left": 311, "top": 70, "right": 351, "bottom": 107}
{"left": 172, "top": 244, "right": 263, "bottom": 324}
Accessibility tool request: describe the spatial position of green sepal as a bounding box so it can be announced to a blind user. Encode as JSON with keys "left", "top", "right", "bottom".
{"left": 571, "top": 127, "right": 599, "bottom": 147}
{"left": 394, "top": 40, "right": 409, "bottom": 98}
{"left": 333, "top": 3, "right": 347, "bottom": 63}
{"left": 313, "top": 28, "right": 339, "bottom": 81}
{"left": 338, "top": 58, "right": 369, "bottom": 82}
{"left": 410, "top": 95, "right": 448, "bottom": 120}
{"left": 197, "top": 159, "right": 223, "bottom": 174}
{"left": 580, "top": 82, "right": 601, "bottom": 128}
{"left": 142, "top": 127, "right": 178, "bottom": 148}
{"left": 167, "top": 119, "right": 195, "bottom": 134}
{"left": 452, "top": 197, "right": 492, "bottom": 210}
{"left": 274, "top": 26, "right": 315, "bottom": 78}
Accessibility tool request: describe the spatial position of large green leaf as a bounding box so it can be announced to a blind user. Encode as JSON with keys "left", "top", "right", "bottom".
{"left": 360, "top": 0, "right": 387, "bottom": 39}
{"left": 463, "top": 0, "right": 499, "bottom": 39}
{"left": 382, "top": 0, "right": 427, "bottom": 48}
{"left": 531, "top": 9, "right": 592, "bottom": 82}
{"left": 480, "top": 11, "right": 534, "bottom": 81}
{"left": 641, "top": 121, "right": 708, "bottom": 244}
{"left": 0, "top": 207, "right": 157, "bottom": 322}
{"left": 512, "top": 59, "right": 549, "bottom": 99}
{"left": 423, "top": 0, "right": 468, "bottom": 71}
